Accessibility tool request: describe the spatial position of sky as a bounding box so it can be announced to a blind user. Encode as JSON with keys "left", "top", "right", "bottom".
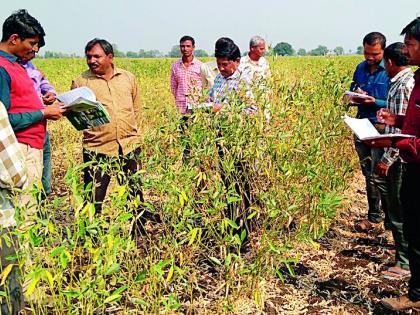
{"left": 1, "top": 0, "right": 419, "bottom": 56}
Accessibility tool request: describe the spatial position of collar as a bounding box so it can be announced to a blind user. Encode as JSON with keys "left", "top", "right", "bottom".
{"left": 178, "top": 57, "right": 198, "bottom": 65}
{"left": 0, "top": 50, "right": 18, "bottom": 64}
{"left": 363, "top": 59, "right": 385, "bottom": 72}
{"left": 390, "top": 67, "right": 413, "bottom": 83}
{"left": 224, "top": 69, "right": 241, "bottom": 81}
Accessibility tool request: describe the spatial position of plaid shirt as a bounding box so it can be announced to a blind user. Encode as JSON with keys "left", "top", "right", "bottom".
{"left": 0, "top": 101, "right": 27, "bottom": 228}
{"left": 170, "top": 57, "right": 202, "bottom": 114}
{"left": 381, "top": 68, "right": 415, "bottom": 166}
{"left": 209, "top": 69, "right": 257, "bottom": 114}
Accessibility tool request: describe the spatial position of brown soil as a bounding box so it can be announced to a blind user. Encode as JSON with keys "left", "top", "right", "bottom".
{"left": 238, "top": 171, "right": 418, "bottom": 315}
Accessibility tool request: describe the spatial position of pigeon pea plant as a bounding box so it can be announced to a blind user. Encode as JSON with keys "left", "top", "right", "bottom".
{"left": 6, "top": 56, "right": 361, "bottom": 313}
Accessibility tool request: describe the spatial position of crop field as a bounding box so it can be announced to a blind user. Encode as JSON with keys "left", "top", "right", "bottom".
{"left": 14, "top": 56, "right": 362, "bottom": 313}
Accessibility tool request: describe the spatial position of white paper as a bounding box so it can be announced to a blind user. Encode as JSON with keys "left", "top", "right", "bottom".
{"left": 344, "top": 115, "right": 379, "bottom": 139}
{"left": 343, "top": 115, "right": 414, "bottom": 140}
{"left": 344, "top": 91, "right": 371, "bottom": 99}
{"left": 58, "top": 87, "right": 96, "bottom": 106}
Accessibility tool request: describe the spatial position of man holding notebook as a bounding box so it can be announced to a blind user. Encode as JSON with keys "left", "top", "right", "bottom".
{"left": 0, "top": 10, "right": 64, "bottom": 211}
{"left": 72, "top": 38, "right": 157, "bottom": 239}
{"left": 348, "top": 32, "right": 390, "bottom": 233}
{"left": 364, "top": 17, "right": 420, "bottom": 311}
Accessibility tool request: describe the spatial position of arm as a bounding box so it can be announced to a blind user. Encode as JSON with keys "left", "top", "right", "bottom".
{"left": 170, "top": 65, "right": 177, "bottom": 97}
{"left": 132, "top": 76, "right": 141, "bottom": 123}
{"left": 40, "top": 74, "right": 57, "bottom": 105}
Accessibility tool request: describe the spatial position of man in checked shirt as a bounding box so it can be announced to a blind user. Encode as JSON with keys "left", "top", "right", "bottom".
{"left": 170, "top": 36, "right": 202, "bottom": 162}
{"left": 375, "top": 42, "right": 414, "bottom": 281}
{"left": 0, "top": 100, "right": 27, "bottom": 314}
{"left": 170, "top": 35, "right": 203, "bottom": 115}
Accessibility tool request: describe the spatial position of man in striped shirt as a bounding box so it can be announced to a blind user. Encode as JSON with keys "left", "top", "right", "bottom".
{"left": 375, "top": 42, "right": 414, "bottom": 280}
{"left": 170, "top": 35, "right": 202, "bottom": 115}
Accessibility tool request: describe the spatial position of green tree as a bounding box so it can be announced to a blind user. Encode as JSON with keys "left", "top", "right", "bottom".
{"left": 356, "top": 46, "right": 364, "bottom": 55}
{"left": 112, "top": 44, "right": 125, "bottom": 57}
{"left": 194, "top": 49, "right": 209, "bottom": 57}
{"left": 309, "top": 45, "right": 329, "bottom": 56}
{"left": 333, "top": 46, "right": 344, "bottom": 55}
{"left": 169, "top": 45, "right": 181, "bottom": 58}
{"left": 273, "top": 42, "right": 295, "bottom": 56}
{"left": 126, "top": 51, "right": 139, "bottom": 58}
{"left": 297, "top": 48, "right": 307, "bottom": 56}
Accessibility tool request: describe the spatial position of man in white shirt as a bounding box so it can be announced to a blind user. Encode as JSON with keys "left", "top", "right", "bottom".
{"left": 239, "top": 36, "right": 271, "bottom": 80}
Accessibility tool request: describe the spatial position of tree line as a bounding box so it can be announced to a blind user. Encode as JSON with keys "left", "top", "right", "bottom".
{"left": 42, "top": 42, "right": 364, "bottom": 58}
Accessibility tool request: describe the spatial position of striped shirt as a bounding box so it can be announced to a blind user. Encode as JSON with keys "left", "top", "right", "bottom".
{"left": 0, "top": 101, "right": 27, "bottom": 228}
{"left": 170, "top": 57, "right": 202, "bottom": 114}
{"left": 209, "top": 69, "right": 257, "bottom": 114}
{"left": 381, "top": 68, "right": 415, "bottom": 166}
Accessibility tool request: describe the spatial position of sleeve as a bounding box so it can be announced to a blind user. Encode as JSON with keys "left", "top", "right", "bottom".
{"left": 200, "top": 64, "right": 209, "bottom": 90}
{"left": 350, "top": 68, "right": 359, "bottom": 91}
{"left": 380, "top": 148, "right": 399, "bottom": 167}
{"left": 396, "top": 138, "right": 420, "bottom": 158}
{"left": 132, "top": 75, "right": 141, "bottom": 123}
{"left": 8, "top": 111, "right": 43, "bottom": 132}
{"left": 374, "top": 98, "right": 387, "bottom": 108}
{"left": 0, "top": 67, "right": 11, "bottom": 109}
{"left": 170, "top": 64, "right": 177, "bottom": 97}
{"left": 0, "top": 103, "right": 27, "bottom": 189}
{"left": 40, "top": 74, "right": 57, "bottom": 96}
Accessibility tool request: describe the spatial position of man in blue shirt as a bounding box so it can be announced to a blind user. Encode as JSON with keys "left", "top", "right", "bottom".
{"left": 348, "top": 32, "right": 390, "bottom": 232}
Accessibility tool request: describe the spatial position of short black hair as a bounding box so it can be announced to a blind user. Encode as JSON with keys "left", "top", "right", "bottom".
{"left": 363, "top": 32, "right": 386, "bottom": 49}
{"left": 85, "top": 38, "right": 114, "bottom": 56}
{"left": 214, "top": 37, "right": 241, "bottom": 61}
{"left": 401, "top": 17, "right": 420, "bottom": 42}
{"left": 384, "top": 42, "right": 409, "bottom": 67}
{"left": 215, "top": 37, "right": 234, "bottom": 50}
{"left": 1, "top": 9, "right": 45, "bottom": 47}
{"left": 180, "top": 35, "right": 195, "bottom": 46}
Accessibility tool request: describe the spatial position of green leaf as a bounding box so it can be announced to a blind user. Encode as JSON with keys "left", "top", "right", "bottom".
{"left": 135, "top": 270, "right": 148, "bottom": 283}
{"left": 104, "top": 294, "right": 121, "bottom": 304}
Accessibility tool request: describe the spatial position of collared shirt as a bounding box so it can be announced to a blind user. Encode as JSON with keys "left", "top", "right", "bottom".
{"left": 0, "top": 51, "right": 43, "bottom": 132}
{"left": 396, "top": 69, "right": 420, "bottom": 163}
{"left": 380, "top": 68, "right": 415, "bottom": 166}
{"left": 170, "top": 57, "right": 202, "bottom": 114}
{"left": 71, "top": 67, "right": 141, "bottom": 156}
{"left": 21, "top": 61, "right": 56, "bottom": 100}
{"left": 239, "top": 55, "right": 271, "bottom": 80}
{"left": 350, "top": 60, "right": 390, "bottom": 123}
{"left": 200, "top": 61, "right": 219, "bottom": 90}
{"left": 0, "top": 101, "right": 27, "bottom": 228}
{"left": 209, "top": 69, "right": 256, "bottom": 114}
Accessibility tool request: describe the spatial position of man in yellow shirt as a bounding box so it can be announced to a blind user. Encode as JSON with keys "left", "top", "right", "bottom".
{"left": 72, "top": 38, "right": 156, "bottom": 237}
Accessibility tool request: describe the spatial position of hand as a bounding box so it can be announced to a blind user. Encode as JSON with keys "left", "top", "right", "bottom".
{"left": 350, "top": 95, "right": 376, "bottom": 105}
{"left": 374, "top": 161, "right": 389, "bottom": 177}
{"left": 362, "top": 138, "right": 393, "bottom": 148}
{"left": 42, "top": 102, "right": 65, "bottom": 120}
{"left": 212, "top": 103, "right": 223, "bottom": 113}
{"left": 42, "top": 92, "right": 56, "bottom": 105}
{"left": 377, "top": 108, "right": 396, "bottom": 126}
